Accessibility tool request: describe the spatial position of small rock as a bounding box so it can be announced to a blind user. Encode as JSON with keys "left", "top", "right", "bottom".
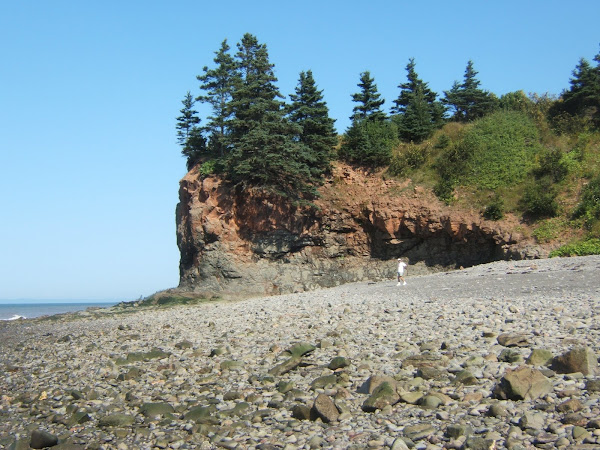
{"left": 328, "top": 356, "right": 350, "bottom": 370}
{"left": 498, "top": 333, "right": 529, "bottom": 347}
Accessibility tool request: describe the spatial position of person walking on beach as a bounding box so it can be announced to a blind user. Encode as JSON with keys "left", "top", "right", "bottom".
{"left": 397, "top": 257, "right": 407, "bottom": 286}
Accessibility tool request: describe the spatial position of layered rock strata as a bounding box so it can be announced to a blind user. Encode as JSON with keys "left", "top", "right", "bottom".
{"left": 176, "top": 164, "right": 540, "bottom": 298}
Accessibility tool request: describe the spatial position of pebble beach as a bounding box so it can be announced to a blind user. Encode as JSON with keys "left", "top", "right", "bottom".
{"left": 1, "top": 255, "right": 600, "bottom": 450}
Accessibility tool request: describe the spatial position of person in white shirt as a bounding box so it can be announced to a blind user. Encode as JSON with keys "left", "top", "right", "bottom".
{"left": 397, "top": 258, "right": 407, "bottom": 286}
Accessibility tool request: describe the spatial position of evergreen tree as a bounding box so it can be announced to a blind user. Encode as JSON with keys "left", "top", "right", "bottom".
{"left": 196, "top": 39, "right": 237, "bottom": 156}
{"left": 175, "top": 91, "right": 206, "bottom": 170}
{"left": 443, "top": 60, "right": 498, "bottom": 122}
{"left": 339, "top": 119, "right": 398, "bottom": 167}
{"left": 559, "top": 48, "right": 600, "bottom": 128}
{"left": 287, "top": 70, "right": 337, "bottom": 177}
{"left": 226, "top": 33, "right": 314, "bottom": 196}
{"left": 350, "top": 71, "right": 386, "bottom": 121}
{"left": 391, "top": 58, "right": 445, "bottom": 142}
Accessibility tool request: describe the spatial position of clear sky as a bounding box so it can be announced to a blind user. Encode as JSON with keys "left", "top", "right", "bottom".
{"left": 1, "top": 1, "right": 599, "bottom": 302}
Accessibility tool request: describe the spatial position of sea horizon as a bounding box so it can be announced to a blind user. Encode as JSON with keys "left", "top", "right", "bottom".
{"left": 0, "top": 301, "right": 121, "bottom": 321}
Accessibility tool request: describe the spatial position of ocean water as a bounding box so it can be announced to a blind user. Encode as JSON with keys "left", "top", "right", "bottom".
{"left": 0, "top": 302, "right": 119, "bottom": 321}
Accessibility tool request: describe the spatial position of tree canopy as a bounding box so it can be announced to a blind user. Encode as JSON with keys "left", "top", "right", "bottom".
{"left": 177, "top": 35, "right": 600, "bottom": 201}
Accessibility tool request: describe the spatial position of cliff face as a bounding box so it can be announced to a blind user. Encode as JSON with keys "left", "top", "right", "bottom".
{"left": 176, "top": 164, "right": 542, "bottom": 298}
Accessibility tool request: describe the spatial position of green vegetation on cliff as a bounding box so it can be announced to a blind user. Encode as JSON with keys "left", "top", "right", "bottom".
{"left": 176, "top": 36, "right": 600, "bottom": 252}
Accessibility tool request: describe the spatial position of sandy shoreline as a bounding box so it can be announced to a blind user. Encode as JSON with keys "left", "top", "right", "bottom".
{"left": 1, "top": 256, "right": 600, "bottom": 449}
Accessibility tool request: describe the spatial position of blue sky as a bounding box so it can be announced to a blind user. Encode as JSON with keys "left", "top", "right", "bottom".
{"left": 1, "top": 1, "right": 599, "bottom": 301}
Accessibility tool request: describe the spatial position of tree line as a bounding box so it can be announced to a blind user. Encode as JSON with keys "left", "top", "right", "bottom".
{"left": 176, "top": 33, "right": 600, "bottom": 199}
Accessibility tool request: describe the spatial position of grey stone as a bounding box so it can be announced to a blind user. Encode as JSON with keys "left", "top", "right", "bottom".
{"left": 498, "top": 333, "right": 529, "bottom": 347}
{"left": 362, "top": 381, "right": 400, "bottom": 412}
{"left": 526, "top": 348, "right": 554, "bottom": 366}
{"left": 312, "top": 393, "right": 339, "bottom": 423}
{"left": 98, "top": 413, "right": 135, "bottom": 427}
{"left": 328, "top": 356, "right": 350, "bottom": 370}
{"left": 139, "top": 402, "right": 175, "bottom": 418}
{"left": 446, "top": 424, "right": 474, "bottom": 439}
{"left": 403, "top": 423, "right": 435, "bottom": 441}
{"left": 493, "top": 366, "right": 552, "bottom": 401}
{"left": 30, "top": 430, "right": 58, "bottom": 449}
{"left": 552, "top": 347, "right": 598, "bottom": 375}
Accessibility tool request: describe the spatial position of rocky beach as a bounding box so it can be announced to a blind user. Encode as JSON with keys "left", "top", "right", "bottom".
{"left": 1, "top": 255, "right": 600, "bottom": 450}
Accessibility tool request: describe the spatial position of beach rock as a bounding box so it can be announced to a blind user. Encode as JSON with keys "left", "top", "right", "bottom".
{"left": 98, "top": 413, "right": 135, "bottom": 427}
{"left": 291, "top": 404, "right": 312, "bottom": 420}
{"left": 552, "top": 347, "right": 598, "bottom": 375}
{"left": 268, "top": 357, "right": 301, "bottom": 376}
{"left": 493, "top": 366, "right": 552, "bottom": 400}
{"left": 498, "top": 333, "right": 529, "bottom": 347}
{"left": 312, "top": 393, "right": 339, "bottom": 422}
{"left": 140, "top": 402, "right": 175, "bottom": 418}
{"left": 526, "top": 348, "right": 554, "bottom": 366}
{"left": 362, "top": 381, "right": 400, "bottom": 412}
{"left": 288, "top": 342, "right": 316, "bottom": 358}
{"left": 328, "top": 356, "right": 350, "bottom": 370}
{"left": 360, "top": 375, "right": 398, "bottom": 394}
{"left": 30, "top": 430, "right": 58, "bottom": 449}
{"left": 403, "top": 423, "right": 436, "bottom": 441}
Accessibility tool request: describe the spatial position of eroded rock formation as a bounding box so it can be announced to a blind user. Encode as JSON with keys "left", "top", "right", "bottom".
{"left": 176, "top": 164, "right": 541, "bottom": 298}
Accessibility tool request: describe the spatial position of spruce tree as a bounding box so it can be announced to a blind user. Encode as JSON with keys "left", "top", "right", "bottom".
{"left": 559, "top": 48, "right": 600, "bottom": 128}
{"left": 287, "top": 70, "right": 337, "bottom": 177}
{"left": 391, "top": 58, "right": 445, "bottom": 142}
{"left": 175, "top": 91, "right": 206, "bottom": 170}
{"left": 227, "top": 33, "right": 314, "bottom": 196}
{"left": 196, "top": 39, "right": 237, "bottom": 156}
{"left": 350, "top": 71, "right": 386, "bottom": 121}
{"left": 443, "top": 60, "right": 498, "bottom": 122}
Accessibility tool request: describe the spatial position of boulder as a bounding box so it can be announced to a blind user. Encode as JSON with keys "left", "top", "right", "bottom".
{"left": 552, "top": 347, "right": 598, "bottom": 375}
{"left": 312, "top": 394, "right": 339, "bottom": 423}
{"left": 362, "top": 381, "right": 400, "bottom": 412}
{"left": 526, "top": 348, "right": 553, "bottom": 366}
{"left": 30, "top": 430, "right": 58, "bottom": 449}
{"left": 493, "top": 366, "right": 552, "bottom": 401}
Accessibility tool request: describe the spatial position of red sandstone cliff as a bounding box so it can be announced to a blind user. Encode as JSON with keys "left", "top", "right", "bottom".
{"left": 176, "top": 164, "right": 542, "bottom": 298}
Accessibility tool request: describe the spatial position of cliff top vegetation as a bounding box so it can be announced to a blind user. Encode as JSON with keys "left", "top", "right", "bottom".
{"left": 176, "top": 34, "right": 600, "bottom": 256}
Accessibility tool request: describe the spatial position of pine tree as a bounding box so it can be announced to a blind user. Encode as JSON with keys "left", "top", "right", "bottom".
{"left": 226, "top": 33, "right": 314, "bottom": 196}
{"left": 196, "top": 39, "right": 237, "bottom": 156}
{"left": 175, "top": 91, "right": 206, "bottom": 170}
{"left": 391, "top": 58, "right": 445, "bottom": 142}
{"left": 350, "top": 71, "right": 386, "bottom": 121}
{"left": 287, "top": 70, "right": 337, "bottom": 177}
{"left": 560, "top": 49, "right": 600, "bottom": 128}
{"left": 443, "top": 60, "right": 498, "bottom": 122}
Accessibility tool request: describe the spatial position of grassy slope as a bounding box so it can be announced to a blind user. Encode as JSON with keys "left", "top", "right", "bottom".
{"left": 382, "top": 110, "right": 600, "bottom": 255}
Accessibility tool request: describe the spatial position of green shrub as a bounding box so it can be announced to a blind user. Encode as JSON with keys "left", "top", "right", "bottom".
{"left": 520, "top": 177, "right": 559, "bottom": 218}
{"left": 533, "top": 218, "right": 568, "bottom": 243}
{"left": 483, "top": 195, "right": 504, "bottom": 221}
{"left": 433, "top": 178, "right": 455, "bottom": 205}
{"left": 532, "top": 148, "right": 568, "bottom": 182}
{"left": 463, "top": 111, "right": 539, "bottom": 189}
{"left": 389, "top": 143, "right": 429, "bottom": 176}
{"left": 549, "top": 238, "right": 600, "bottom": 257}
{"left": 572, "top": 174, "right": 600, "bottom": 229}
{"left": 433, "top": 111, "right": 540, "bottom": 196}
